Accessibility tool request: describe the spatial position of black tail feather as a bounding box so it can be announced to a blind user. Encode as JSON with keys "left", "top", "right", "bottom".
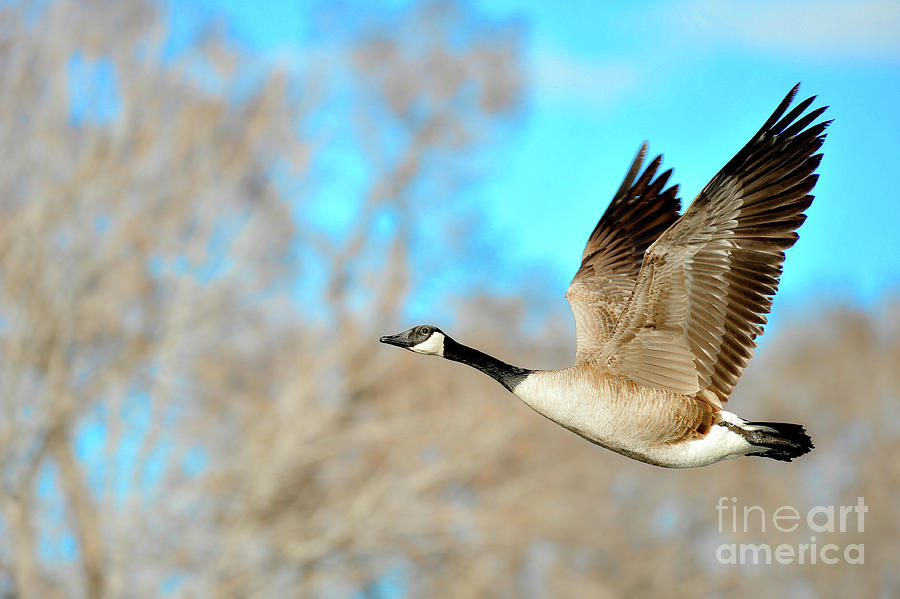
{"left": 724, "top": 421, "right": 814, "bottom": 462}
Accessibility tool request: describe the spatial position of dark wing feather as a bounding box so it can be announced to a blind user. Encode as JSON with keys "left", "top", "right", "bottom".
{"left": 603, "top": 84, "right": 829, "bottom": 405}
{"left": 565, "top": 144, "right": 681, "bottom": 364}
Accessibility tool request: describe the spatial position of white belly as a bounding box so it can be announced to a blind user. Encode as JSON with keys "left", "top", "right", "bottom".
{"left": 511, "top": 371, "right": 754, "bottom": 468}
{"left": 637, "top": 422, "right": 754, "bottom": 468}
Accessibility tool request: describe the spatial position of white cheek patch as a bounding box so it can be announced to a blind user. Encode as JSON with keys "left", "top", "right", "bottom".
{"left": 410, "top": 332, "right": 445, "bottom": 356}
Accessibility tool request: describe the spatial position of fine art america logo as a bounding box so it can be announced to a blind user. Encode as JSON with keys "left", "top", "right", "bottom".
{"left": 715, "top": 497, "right": 866, "bottom": 565}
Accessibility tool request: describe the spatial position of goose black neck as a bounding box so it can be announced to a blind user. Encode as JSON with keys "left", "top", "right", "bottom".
{"left": 443, "top": 337, "right": 532, "bottom": 391}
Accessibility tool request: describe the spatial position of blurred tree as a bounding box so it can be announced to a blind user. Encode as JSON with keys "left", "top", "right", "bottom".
{"left": 0, "top": 0, "right": 302, "bottom": 595}
{"left": 0, "top": 0, "right": 526, "bottom": 597}
{"left": 0, "top": 1, "right": 897, "bottom": 598}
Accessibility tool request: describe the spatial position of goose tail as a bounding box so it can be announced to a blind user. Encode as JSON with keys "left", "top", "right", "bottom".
{"left": 739, "top": 421, "right": 815, "bottom": 462}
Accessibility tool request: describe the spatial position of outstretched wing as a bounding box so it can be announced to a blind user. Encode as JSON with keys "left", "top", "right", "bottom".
{"left": 566, "top": 144, "right": 681, "bottom": 364}
{"left": 603, "top": 84, "right": 829, "bottom": 405}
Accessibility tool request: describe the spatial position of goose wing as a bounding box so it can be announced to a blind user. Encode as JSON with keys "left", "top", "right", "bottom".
{"left": 566, "top": 145, "right": 681, "bottom": 364}
{"left": 602, "top": 85, "right": 829, "bottom": 405}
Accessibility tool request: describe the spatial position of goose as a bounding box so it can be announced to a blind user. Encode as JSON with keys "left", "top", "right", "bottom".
{"left": 380, "top": 84, "right": 827, "bottom": 468}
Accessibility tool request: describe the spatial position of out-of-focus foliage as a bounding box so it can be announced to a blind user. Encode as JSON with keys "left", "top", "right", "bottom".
{"left": 0, "top": 1, "right": 897, "bottom": 598}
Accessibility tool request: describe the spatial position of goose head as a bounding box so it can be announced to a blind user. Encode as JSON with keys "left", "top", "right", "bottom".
{"left": 379, "top": 325, "right": 446, "bottom": 356}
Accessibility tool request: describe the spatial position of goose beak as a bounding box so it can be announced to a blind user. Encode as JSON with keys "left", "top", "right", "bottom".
{"left": 379, "top": 331, "right": 412, "bottom": 348}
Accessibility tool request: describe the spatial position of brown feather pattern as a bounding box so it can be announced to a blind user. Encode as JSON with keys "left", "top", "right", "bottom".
{"left": 602, "top": 84, "right": 830, "bottom": 404}
{"left": 566, "top": 143, "right": 681, "bottom": 364}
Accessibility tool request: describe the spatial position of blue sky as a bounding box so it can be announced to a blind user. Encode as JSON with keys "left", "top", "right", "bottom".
{"left": 172, "top": 0, "right": 900, "bottom": 316}
{"left": 473, "top": 0, "right": 900, "bottom": 306}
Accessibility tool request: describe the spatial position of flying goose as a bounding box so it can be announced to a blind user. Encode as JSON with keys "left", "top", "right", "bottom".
{"left": 380, "top": 85, "right": 827, "bottom": 468}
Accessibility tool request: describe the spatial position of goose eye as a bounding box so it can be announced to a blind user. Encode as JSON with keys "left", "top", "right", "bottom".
{"left": 420, "top": 327, "right": 432, "bottom": 337}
